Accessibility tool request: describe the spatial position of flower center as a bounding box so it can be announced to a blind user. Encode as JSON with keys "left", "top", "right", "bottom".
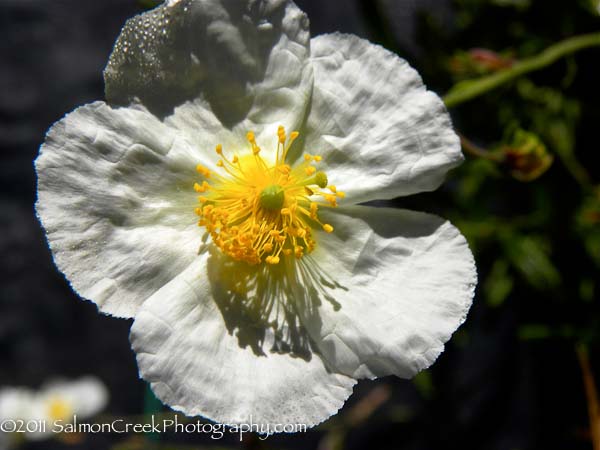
{"left": 259, "top": 184, "right": 285, "bottom": 211}
{"left": 194, "top": 126, "right": 344, "bottom": 266}
{"left": 47, "top": 397, "right": 73, "bottom": 422}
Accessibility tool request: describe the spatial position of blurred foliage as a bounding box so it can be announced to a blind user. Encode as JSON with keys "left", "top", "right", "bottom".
{"left": 363, "top": 0, "right": 600, "bottom": 447}
{"left": 404, "top": 0, "right": 600, "bottom": 318}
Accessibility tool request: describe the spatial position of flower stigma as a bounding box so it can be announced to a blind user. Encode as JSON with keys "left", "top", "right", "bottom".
{"left": 194, "top": 126, "right": 345, "bottom": 266}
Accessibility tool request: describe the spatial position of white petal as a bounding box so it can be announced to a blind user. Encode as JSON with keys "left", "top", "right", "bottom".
{"left": 306, "top": 33, "right": 462, "bottom": 204}
{"left": 40, "top": 377, "right": 108, "bottom": 419}
{"left": 0, "top": 388, "right": 36, "bottom": 420}
{"left": 35, "top": 102, "right": 203, "bottom": 318}
{"left": 106, "top": 0, "right": 313, "bottom": 147}
{"left": 0, "top": 388, "right": 51, "bottom": 440}
{"left": 301, "top": 205, "right": 476, "bottom": 379}
{"left": 130, "top": 252, "right": 355, "bottom": 428}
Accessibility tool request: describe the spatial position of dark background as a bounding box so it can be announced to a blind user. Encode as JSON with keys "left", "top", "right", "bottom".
{"left": 1, "top": 0, "right": 599, "bottom": 449}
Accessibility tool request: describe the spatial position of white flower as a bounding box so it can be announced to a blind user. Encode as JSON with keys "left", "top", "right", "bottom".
{"left": 0, "top": 377, "right": 108, "bottom": 440}
{"left": 35, "top": 0, "right": 476, "bottom": 430}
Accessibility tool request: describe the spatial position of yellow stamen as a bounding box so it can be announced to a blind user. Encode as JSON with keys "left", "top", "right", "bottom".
{"left": 193, "top": 128, "right": 341, "bottom": 265}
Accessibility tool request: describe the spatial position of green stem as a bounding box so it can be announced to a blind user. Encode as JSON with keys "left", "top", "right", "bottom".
{"left": 444, "top": 33, "right": 600, "bottom": 108}
{"left": 459, "top": 134, "right": 503, "bottom": 162}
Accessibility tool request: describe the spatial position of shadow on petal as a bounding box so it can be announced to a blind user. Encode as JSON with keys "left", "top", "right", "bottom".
{"left": 105, "top": 0, "right": 302, "bottom": 126}
{"left": 205, "top": 245, "right": 347, "bottom": 361}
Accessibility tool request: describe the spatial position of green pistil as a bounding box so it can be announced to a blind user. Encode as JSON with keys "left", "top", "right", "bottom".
{"left": 259, "top": 184, "right": 285, "bottom": 211}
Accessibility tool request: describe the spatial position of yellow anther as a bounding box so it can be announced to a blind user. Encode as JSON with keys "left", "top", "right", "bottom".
{"left": 310, "top": 202, "right": 318, "bottom": 212}
{"left": 278, "top": 125, "right": 286, "bottom": 138}
{"left": 283, "top": 249, "right": 292, "bottom": 256}
{"left": 314, "top": 155, "right": 322, "bottom": 162}
{"left": 196, "top": 164, "right": 211, "bottom": 177}
{"left": 263, "top": 243, "right": 274, "bottom": 252}
{"left": 246, "top": 131, "right": 256, "bottom": 143}
{"left": 278, "top": 165, "right": 291, "bottom": 175}
{"left": 328, "top": 185, "right": 337, "bottom": 193}
{"left": 266, "top": 256, "right": 280, "bottom": 265}
{"left": 216, "top": 160, "right": 224, "bottom": 167}
{"left": 305, "top": 166, "right": 316, "bottom": 176}
{"left": 252, "top": 146, "right": 261, "bottom": 155}
{"left": 281, "top": 208, "right": 291, "bottom": 215}
{"left": 232, "top": 155, "right": 239, "bottom": 164}
{"left": 304, "top": 154, "right": 312, "bottom": 162}
{"left": 323, "top": 224, "right": 334, "bottom": 233}
{"left": 337, "top": 191, "right": 346, "bottom": 198}
{"left": 325, "top": 194, "right": 337, "bottom": 204}
{"left": 199, "top": 197, "right": 209, "bottom": 203}
{"left": 215, "top": 144, "right": 223, "bottom": 155}
{"left": 194, "top": 207, "right": 202, "bottom": 216}
{"left": 194, "top": 181, "right": 210, "bottom": 193}
{"left": 290, "top": 131, "right": 300, "bottom": 140}
{"left": 269, "top": 230, "right": 281, "bottom": 238}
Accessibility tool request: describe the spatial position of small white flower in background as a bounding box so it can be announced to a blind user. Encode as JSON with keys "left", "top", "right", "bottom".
{"left": 0, "top": 377, "right": 108, "bottom": 440}
{"left": 35, "top": 0, "right": 476, "bottom": 430}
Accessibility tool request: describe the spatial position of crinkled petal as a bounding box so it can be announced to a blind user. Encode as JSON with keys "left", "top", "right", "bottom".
{"left": 300, "top": 205, "right": 476, "bottom": 379}
{"left": 130, "top": 253, "right": 356, "bottom": 428}
{"left": 305, "top": 33, "right": 462, "bottom": 204}
{"left": 105, "top": 0, "right": 313, "bottom": 151}
{"left": 35, "top": 102, "right": 204, "bottom": 318}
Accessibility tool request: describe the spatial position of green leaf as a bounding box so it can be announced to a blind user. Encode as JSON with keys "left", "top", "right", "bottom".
{"left": 413, "top": 370, "right": 434, "bottom": 399}
{"left": 484, "top": 259, "right": 515, "bottom": 307}
{"left": 502, "top": 234, "right": 561, "bottom": 290}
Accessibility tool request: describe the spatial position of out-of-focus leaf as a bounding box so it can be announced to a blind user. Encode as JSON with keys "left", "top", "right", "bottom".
{"left": 484, "top": 259, "right": 515, "bottom": 307}
{"left": 491, "top": 0, "right": 531, "bottom": 9}
{"left": 413, "top": 370, "right": 434, "bottom": 399}
{"left": 579, "top": 279, "right": 596, "bottom": 303}
{"left": 518, "top": 324, "right": 552, "bottom": 340}
{"left": 576, "top": 187, "right": 600, "bottom": 267}
{"left": 579, "top": 0, "right": 600, "bottom": 16}
{"left": 458, "top": 159, "right": 500, "bottom": 201}
{"left": 517, "top": 324, "right": 597, "bottom": 341}
{"left": 388, "top": 405, "right": 415, "bottom": 423}
{"left": 512, "top": 78, "right": 590, "bottom": 187}
{"left": 501, "top": 233, "right": 561, "bottom": 290}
